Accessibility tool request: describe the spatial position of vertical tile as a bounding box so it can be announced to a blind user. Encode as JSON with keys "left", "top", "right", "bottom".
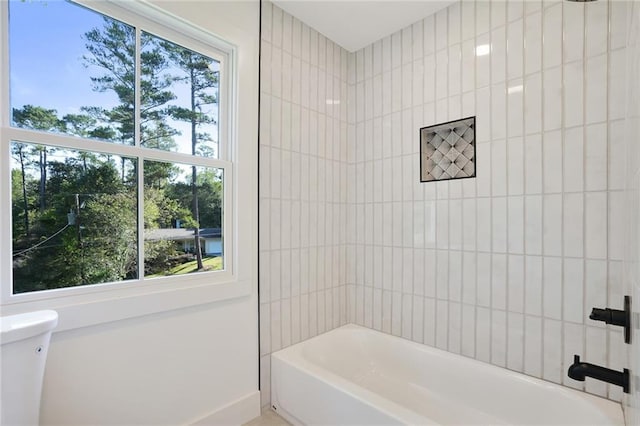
{"left": 392, "top": 291, "right": 402, "bottom": 336}
{"left": 382, "top": 290, "right": 393, "bottom": 334}
{"left": 448, "top": 2, "right": 461, "bottom": 46}
{"left": 542, "top": 4, "right": 562, "bottom": 69}
{"left": 492, "top": 86, "right": 507, "bottom": 140}
{"left": 563, "top": 192, "right": 584, "bottom": 258}
{"left": 508, "top": 254, "right": 525, "bottom": 313}
{"left": 402, "top": 293, "right": 412, "bottom": 339}
{"left": 462, "top": 40, "right": 476, "bottom": 93}
{"left": 543, "top": 257, "right": 562, "bottom": 320}
{"left": 563, "top": 127, "right": 584, "bottom": 192}
{"left": 508, "top": 196, "right": 524, "bottom": 254}
{"left": 543, "top": 318, "right": 562, "bottom": 384}
{"left": 491, "top": 1, "right": 506, "bottom": 29}
{"left": 476, "top": 1, "right": 491, "bottom": 36}
{"left": 609, "top": 49, "right": 626, "bottom": 121}
{"left": 461, "top": 1, "right": 476, "bottom": 41}
{"left": 585, "top": 123, "right": 607, "bottom": 191}
{"left": 477, "top": 198, "right": 492, "bottom": 252}
{"left": 543, "top": 67, "right": 562, "bottom": 131}
{"left": 543, "top": 130, "right": 563, "bottom": 194}
{"left": 507, "top": 82, "right": 524, "bottom": 138}
{"left": 449, "top": 44, "right": 462, "bottom": 96}
{"left": 585, "top": 192, "right": 608, "bottom": 260}
{"left": 462, "top": 304, "right": 476, "bottom": 357}
{"left": 491, "top": 27, "right": 507, "bottom": 84}
{"left": 585, "top": 55, "right": 608, "bottom": 125}
{"left": 609, "top": 0, "right": 628, "bottom": 50}
{"left": 449, "top": 302, "right": 462, "bottom": 354}
{"left": 524, "top": 73, "right": 542, "bottom": 135}
{"left": 436, "top": 300, "right": 449, "bottom": 349}
{"left": 563, "top": 258, "right": 584, "bottom": 324}
{"left": 507, "top": 19, "right": 524, "bottom": 80}
{"left": 585, "top": 0, "right": 608, "bottom": 58}
{"left": 543, "top": 194, "right": 562, "bottom": 257}
{"left": 525, "top": 11, "right": 542, "bottom": 75}
{"left": 524, "top": 315, "right": 543, "bottom": 377}
{"left": 492, "top": 254, "right": 508, "bottom": 310}
{"left": 477, "top": 252, "right": 492, "bottom": 308}
{"left": 476, "top": 307, "right": 492, "bottom": 362}
{"left": 492, "top": 139, "right": 508, "bottom": 196}
{"left": 525, "top": 195, "right": 543, "bottom": 255}
{"left": 462, "top": 251, "right": 477, "bottom": 305}
{"left": 524, "top": 133, "right": 543, "bottom": 194}
{"left": 563, "top": 2, "right": 584, "bottom": 64}
{"left": 423, "top": 297, "right": 436, "bottom": 345}
{"left": 609, "top": 192, "right": 625, "bottom": 261}
{"left": 463, "top": 198, "right": 477, "bottom": 251}
{"left": 423, "top": 15, "right": 435, "bottom": 57}
{"left": 525, "top": 256, "right": 543, "bottom": 316}
{"left": 490, "top": 311, "right": 506, "bottom": 366}
{"left": 609, "top": 121, "right": 626, "bottom": 191}
{"left": 492, "top": 197, "right": 508, "bottom": 253}
{"left": 412, "top": 296, "right": 425, "bottom": 343}
{"left": 507, "top": 312, "right": 524, "bottom": 372}
{"left": 436, "top": 8, "right": 448, "bottom": 51}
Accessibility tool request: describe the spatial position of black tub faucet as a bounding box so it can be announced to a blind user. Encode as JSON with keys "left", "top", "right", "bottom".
{"left": 568, "top": 355, "right": 629, "bottom": 393}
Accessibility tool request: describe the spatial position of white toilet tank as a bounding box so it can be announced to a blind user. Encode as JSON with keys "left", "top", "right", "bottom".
{"left": 0, "top": 310, "right": 58, "bottom": 426}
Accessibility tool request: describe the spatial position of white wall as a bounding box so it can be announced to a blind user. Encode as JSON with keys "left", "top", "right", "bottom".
{"left": 347, "top": 0, "right": 630, "bottom": 402}
{"left": 258, "top": 1, "right": 351, "bottom": 408}
{"left": 623, "top": 1, "right": 640, "bottom": 423}
{"left": 36, "top": 1, "right": 261, "bottom": 424}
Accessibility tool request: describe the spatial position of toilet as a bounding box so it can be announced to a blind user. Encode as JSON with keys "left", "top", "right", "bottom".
{"left": 0, "top": 310, "right": 58, "bottom": 426}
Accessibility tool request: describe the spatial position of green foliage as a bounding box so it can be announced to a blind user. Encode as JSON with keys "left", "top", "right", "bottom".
{"left": 11, "top": 12, "right": 222, "bottom": 292}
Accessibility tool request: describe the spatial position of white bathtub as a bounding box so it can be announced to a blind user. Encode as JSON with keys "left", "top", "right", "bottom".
{"left": 271, "top": 324, "right": 624, "bottom": 425}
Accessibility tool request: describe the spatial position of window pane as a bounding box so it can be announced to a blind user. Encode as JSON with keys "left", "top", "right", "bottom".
{"left": 144, "top": 161, "right": 223, "bottom": 277}
{"left": 11, "top": 142, "right": 138, "bottom": 293}
{"left": 9, "top": 0, "right": 135, "bottom": 144}
{"left": 141, "top": 32, "right": 220, "bottom": 158}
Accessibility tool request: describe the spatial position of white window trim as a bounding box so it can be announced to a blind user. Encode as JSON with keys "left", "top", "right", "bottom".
{"left": 0, "top": 0, "right": 250, "bottom": 329}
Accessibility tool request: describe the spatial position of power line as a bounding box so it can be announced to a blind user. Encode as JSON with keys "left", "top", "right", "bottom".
{"left": 12, "top": 224, "right": 70, "bottom": 257}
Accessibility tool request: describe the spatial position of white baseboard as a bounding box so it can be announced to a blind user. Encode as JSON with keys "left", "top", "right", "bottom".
{"left": 189, "top": 391, "right": 260, "bottom": 426}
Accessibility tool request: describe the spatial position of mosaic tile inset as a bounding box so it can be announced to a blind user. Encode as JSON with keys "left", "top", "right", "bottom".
{"left": 420, "top": 116, "right": 476, "bottom": 182}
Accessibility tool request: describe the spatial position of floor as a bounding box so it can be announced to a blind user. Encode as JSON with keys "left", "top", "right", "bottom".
{"left": 243, "top": 408, "right": 290, "bottom": 426}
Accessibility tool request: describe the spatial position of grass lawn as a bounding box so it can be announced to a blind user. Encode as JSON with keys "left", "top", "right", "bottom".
{"left": 147, "top": 256, "right": 222, "bottom": 278}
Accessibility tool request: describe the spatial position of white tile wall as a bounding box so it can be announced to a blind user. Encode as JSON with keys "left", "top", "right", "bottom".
{"left": 623, "top": 2, "right": 640, "bottom": 424}
{"left": 260, "top": 0, "right": 632, "bottom": 409}
{"left": 348, "top": 0, "right": 628, "bottom": 402}
{"left": 259, "top": 2, "right": 350, "bottom": 407}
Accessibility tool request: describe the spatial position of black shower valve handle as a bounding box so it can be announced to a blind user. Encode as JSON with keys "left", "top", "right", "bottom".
{"left": 589, "top": 307, "right": 626, "bottom": 326}
{"left": 589, "top": 296, "right": 631, "bottom": 344}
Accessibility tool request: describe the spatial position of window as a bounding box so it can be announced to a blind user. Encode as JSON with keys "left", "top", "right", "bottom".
{"left": 2, "top": 0, "right": 233, "bottom": 296}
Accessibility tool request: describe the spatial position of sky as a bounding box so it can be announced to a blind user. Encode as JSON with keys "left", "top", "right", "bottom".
{"left": 9, "top": 0, "right": 220, "bottom": 157}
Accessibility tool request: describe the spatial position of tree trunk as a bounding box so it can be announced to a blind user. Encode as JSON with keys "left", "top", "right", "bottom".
{"left": 18, "top": 146, "right": 29, "bottom": 235}
{"left": 190, "top": 64, "right": 204, "bottom": 270}
{"left": 39, "top": 147, "right": 46, "bottom": 212}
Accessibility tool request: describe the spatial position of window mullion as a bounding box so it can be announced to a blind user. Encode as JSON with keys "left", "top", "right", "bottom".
{"left": 135, "top": 26, "right": 145, "bottom": 280}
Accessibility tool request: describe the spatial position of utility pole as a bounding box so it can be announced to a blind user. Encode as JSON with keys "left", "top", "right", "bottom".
{"left": 75, "top": 193, "right": 85, "bottom": 283}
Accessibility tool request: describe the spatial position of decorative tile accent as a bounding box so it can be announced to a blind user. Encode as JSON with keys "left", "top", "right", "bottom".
{"left": 420, "top": 117, "right": 476, "bottom": 182}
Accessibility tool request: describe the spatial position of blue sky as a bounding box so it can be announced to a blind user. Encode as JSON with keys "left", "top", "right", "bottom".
{"left": 10, "top": 0, "right": 121, "bottom": 116}
{"left": 9, "top": 0, "right": 220, "bottom": 156}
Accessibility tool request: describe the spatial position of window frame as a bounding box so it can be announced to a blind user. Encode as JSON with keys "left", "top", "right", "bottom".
{"left": 0, "top": 0, "right": 247, "bottom": 319}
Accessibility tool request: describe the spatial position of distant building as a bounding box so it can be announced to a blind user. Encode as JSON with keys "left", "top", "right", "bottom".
{"left": 145, "top": 228, "right": 222, "bottom": 256}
